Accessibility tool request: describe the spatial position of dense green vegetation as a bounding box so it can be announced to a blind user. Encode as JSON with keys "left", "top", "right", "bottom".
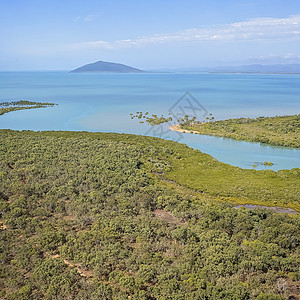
{"left": 181, "top": 114, "right": 300, "bottom": 148}
{"left": 0, "top": 129, "right": 299, "bottom": 299}
{"left": 0, "top": 101, "right": 56, "bottom": 116}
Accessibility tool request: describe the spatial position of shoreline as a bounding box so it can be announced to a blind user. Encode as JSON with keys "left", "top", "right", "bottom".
{"left": 169, "top": 124, "right": 200, "bottom": 134}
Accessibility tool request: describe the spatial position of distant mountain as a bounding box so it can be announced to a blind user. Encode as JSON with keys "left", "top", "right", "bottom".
{"left": 149, "top": 64, "right": 300, "bottom": 74}
{"left": 205, "top": 64, "right": 300, "bottom": 74}
{"left": 70, "top": 60, "right": 145, "bottom": 73}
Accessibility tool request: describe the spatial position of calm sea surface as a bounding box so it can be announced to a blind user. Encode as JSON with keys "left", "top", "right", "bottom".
{"left": 0, "top": 71, "right": 299, "bottom": 171}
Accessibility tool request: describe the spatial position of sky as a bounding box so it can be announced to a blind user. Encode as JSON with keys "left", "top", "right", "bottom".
{"left": 0, "top": 0, "right": 300, "bottom": 70}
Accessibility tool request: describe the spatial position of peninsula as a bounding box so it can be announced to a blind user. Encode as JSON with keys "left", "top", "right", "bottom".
{"left": 0, "top": 100, "right": 56, "bottom": 116}
{"left": 174, "top": 114, "right": 300, "bottom": 148}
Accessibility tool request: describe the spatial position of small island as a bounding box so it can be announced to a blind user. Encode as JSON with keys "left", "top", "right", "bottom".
{"left": 70, "top": 60, "right": 145, "bottom": 73}
{"left": 0, "top": 100, "right": 56, "bottom": 116}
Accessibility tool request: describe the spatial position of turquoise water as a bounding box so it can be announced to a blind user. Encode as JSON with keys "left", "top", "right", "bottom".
{"left": 0, "top": 71, "right": 299, "bottom": 171}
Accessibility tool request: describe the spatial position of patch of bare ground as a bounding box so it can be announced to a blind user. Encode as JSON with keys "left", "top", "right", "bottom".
{"left": 0, "top": 220, "right": 6, "bottom": 230}
{"left": 153, "top": 209, "right": 185, "bottom": 225}
{"left": 286, "top": 279, "right": 300, "bottom": 299}
{"left": 63, "top": 215, "right": 76, "bottom": 221}
{"left": 46, "top": 254, "right": 131, "bottom": 293}
{"left": 48, "top": 253, "right": 94, "bottom": 279}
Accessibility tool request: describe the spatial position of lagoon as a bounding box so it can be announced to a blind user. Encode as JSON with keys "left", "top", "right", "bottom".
{"left": 0, "top": 71, "right": 299, "bottom": 171}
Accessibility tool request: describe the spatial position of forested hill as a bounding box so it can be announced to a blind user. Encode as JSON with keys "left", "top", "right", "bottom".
{"left": 0, "top": 129, "right": 299, "bottom": 299}
{"left": 70, "top": 60, "right": 145, "bottom": 73}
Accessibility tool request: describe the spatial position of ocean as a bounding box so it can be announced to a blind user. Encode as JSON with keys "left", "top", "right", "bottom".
{"left": 0, "top": 71, "right": 299, "bottom": 170}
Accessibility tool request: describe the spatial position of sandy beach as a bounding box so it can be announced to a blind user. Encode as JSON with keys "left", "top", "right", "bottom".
{"left": 169, "top": 124, "right": 200, "bottom": 134}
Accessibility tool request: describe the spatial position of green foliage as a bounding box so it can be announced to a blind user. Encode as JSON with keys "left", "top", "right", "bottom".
{"left": 182, "top": 114, "right": 300, "bottom": 148}
{"left": 130, "top": 111, "right": 203, "bottom": 127}
{"left": 0, "top": 100, "right": 56, "bottom": 116}
{"left": 131, "top": 111, "right": 173, "bottom": 125}
{"left": 256, "top": 293, "right": 284, "bottom": 300}
{"left": 176, "top": 114, "right": 196, "bottom": 126}
{"left": 0, "top": 129, "right": 299, "bottom": 299}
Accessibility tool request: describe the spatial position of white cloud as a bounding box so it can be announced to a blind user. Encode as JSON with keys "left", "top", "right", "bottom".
{"left": 66, "top": 14, "right": 300, "bottom": 51}
{"left": 83, "top": 14, "right": 97, "bottom": 22}
{"left": 74, "top": 14, "right": 97, "bottom": 23}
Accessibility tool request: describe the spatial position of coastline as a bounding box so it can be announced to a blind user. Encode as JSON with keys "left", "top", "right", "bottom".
{"left": 170, "top": 115, "right": 300, "bottom": 149}
{"left": 169, "top": 124, "right": 200, "bottom": 134}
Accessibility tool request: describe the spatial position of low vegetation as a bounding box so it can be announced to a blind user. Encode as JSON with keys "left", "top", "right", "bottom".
{"left": 0, "top": 100, "right": 56, "bottom": 116}
{"left": 0, "top": 129, "right": 299, "bottom": 299}
{"left": 130, "top": 111, "right": 199, "bottom": 126}
{"left": 180, "top": 114, "right": 300, "bottom": 148}
{"left": 130, "top": 112, "right": 173, "bottom": 125}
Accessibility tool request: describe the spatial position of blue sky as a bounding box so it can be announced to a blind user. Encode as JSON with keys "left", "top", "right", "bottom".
{"left": 1, "top": 0, "right": 300, "bottom": 70}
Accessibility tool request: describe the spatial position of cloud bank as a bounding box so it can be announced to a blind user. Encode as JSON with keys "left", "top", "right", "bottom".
{"left": 65, "top": 15, "right": 300, "bottom": 51}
